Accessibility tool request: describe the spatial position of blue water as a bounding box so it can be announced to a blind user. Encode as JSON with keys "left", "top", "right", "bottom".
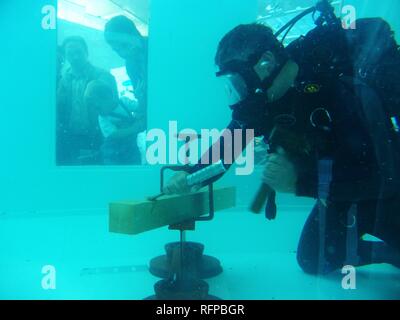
{"left": 0, "top": 0, "right": 400, "bottom": 300}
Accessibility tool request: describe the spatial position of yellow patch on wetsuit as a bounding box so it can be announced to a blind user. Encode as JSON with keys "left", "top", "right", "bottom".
{"left": 304, "top": 83, "right": 321, "bottom": 94}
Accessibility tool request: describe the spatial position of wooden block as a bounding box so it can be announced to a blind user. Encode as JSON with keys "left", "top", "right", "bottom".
{"left": 109, "top": 186, "right": 236, "bottom": 235}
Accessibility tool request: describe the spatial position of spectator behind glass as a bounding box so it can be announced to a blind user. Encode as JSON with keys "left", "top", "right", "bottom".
{"left": 104, "top": 16, "right": 148, "bottom": 130}
{"left": 57, "top": 36, "right": 118, "bottom": 165}
{"left": 84, "top": 80, "right": 146, "bottom": 165}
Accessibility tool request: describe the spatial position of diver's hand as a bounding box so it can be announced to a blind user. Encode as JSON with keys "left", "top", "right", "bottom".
{"left": 262, "top": 147, "right": 297, "bottom": 194}
{"left": 163, "top": 171, "right": 201, "bottom": 195}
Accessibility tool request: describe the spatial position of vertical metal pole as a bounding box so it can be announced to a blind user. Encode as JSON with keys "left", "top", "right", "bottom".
{"left": 178, "top": 230, "right": 184, "bottom": 282}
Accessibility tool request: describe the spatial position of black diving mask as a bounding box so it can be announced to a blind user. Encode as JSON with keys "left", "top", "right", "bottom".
{"left": 216, "top": 53, "right": 287, "bottom": 130}
{"left": 218, "top": 72, "right": 250, "bottom": 106}
{"left": 216, "top": 54, "right": 268, "bottom": 106}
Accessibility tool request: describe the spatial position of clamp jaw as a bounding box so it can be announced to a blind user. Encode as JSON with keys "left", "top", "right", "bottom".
{"left": 159, "top": 165, "right": 215, "bottom": 232}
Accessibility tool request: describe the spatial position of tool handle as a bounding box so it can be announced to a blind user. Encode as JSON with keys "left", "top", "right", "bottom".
{"left": 250, "top": 183, "right": 273, "bottom": 214}
{"left": 250, "top": 183, "right": 277, "bottom": 220}
{"left": 186, "top": 160, "right": 226, "bottom": 187}
{"left": 265, "top": 189, "right": 277, "bottom": 220}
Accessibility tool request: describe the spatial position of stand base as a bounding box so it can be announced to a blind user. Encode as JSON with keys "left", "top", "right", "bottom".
{"left": 149, "top": 242, "right": 223, "bottom": 279}
{"left": 144, "top": 279, "right": 221, "bottom": 300}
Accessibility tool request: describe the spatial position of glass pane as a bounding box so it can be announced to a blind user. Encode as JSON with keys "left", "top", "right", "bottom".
{"left": 56, "top": 0, "right": 149, "bottom": 166}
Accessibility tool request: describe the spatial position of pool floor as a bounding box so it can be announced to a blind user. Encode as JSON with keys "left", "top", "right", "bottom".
{"left": 1, "top": 207, "right": 399, "bottom": 300}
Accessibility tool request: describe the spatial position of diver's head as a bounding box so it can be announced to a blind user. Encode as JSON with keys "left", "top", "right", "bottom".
{"left": 215, "top": 24, "right": 295, "bottom": 130}
{"left": 62, "top": 36, "right": 89, "bottom": 69}
{"left": 104, "top": 15, "right": 144, "bottom": 60}
{"left": 215, "top": 24, "right": 291, "bottom": 106}
{"left": 85, "top": 80, "right": 118, "bottom": 116}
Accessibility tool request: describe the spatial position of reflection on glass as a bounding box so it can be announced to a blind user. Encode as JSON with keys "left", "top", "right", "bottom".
{"left": 56, "top": 0, "right": 149, "bottom": 166}
{"left": 257, "top": 0, "right": 344, "bottom": 44}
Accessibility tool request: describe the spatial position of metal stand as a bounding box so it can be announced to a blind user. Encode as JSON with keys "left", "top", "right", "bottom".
{"left": 146, "top": 166, "right": 222, "bottom": 300}
{"left": 149, "top": 241, "right": 223, "bottom": 280}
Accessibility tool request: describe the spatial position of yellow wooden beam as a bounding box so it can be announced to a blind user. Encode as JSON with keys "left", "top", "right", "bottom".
{"left": 109, "top": 187, "right": 236, "bottom": 235}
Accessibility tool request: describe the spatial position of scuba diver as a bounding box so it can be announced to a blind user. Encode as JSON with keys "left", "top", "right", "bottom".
{"left": 164, "top": 0, "right": 400, "bottom": 275}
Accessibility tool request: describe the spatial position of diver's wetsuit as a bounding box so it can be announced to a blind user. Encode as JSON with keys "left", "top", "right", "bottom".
{"left": 298, "top": 193, "right": 400, "bottom": 274}
{"left": 190, "top": 70, "right": 400, "bottom": 274}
